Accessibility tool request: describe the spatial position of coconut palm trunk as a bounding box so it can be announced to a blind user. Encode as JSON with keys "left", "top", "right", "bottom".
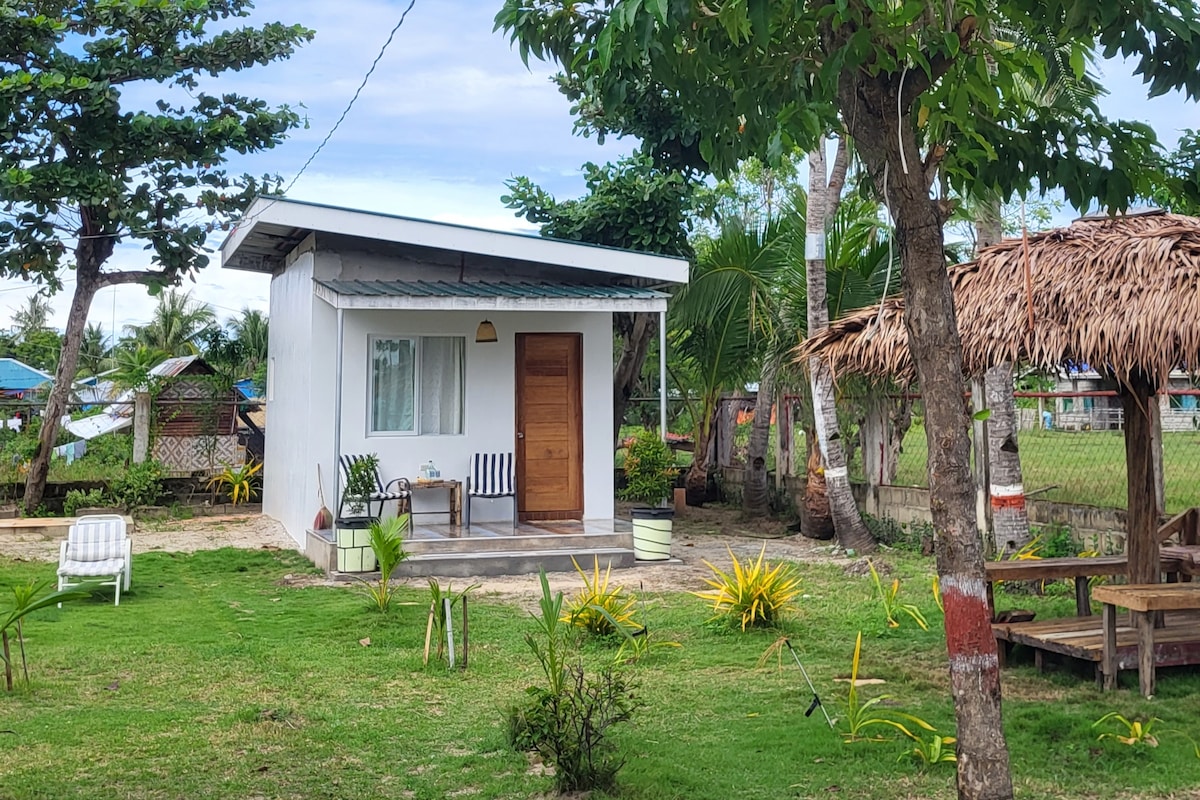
{"left": 976, "top": 204, "right": 1032, "bottom": 556}
{"left": 742, "top": 358, "right": 777, "bottom": 515}
{"left": 805, "top": 142, "right": 875, "bottom": 553}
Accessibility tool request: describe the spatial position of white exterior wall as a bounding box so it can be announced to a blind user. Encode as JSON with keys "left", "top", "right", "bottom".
{"left": 335, "top": 308, "right": 614, "bottom": 524}
{"left": 263, "top": 250, "right": 318, "bottom": 545}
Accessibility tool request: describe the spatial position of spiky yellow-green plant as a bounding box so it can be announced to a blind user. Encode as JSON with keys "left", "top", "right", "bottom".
{"left": 693, "top": 545, "right": 801, "bottom": 631}
{"left": 562, "top": 556, "right": 638, "bottom": 637}
{"left": 868, "top": 560, "right": 928, "bottom": 631}
{"left": 206, "top": 460, "right": 263, "bottom": 505}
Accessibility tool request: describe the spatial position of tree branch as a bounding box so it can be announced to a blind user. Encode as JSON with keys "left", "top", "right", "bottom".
{"left": 97, "top": 270, "right": 169, "bottom": 288}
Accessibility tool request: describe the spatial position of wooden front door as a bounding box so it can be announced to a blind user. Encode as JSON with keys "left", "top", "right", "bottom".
{"left": 516, "top": 333, "right": 583, "bottom": 521}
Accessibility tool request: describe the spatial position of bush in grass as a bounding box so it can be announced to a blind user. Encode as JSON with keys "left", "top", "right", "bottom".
{"left": 693, "top": 545, "right": 801, "bottom": 630}
{"left": 63, "top": 488, "right": 113, "bottom": 515}
{"left": 82, "top": 433, "right": 132, "bottom": 468}
{"left": 507, "top": 569, "right": 641, "bottom": 793}
{"left": 562, "top": 556, "right": 639, "bottom": 638}
{"left": 109, "top": 460, "right": 164, "bottom": 509}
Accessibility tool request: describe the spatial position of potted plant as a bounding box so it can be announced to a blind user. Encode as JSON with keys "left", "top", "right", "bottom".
{"left": 343, "top": 454, "right": 379, "bottom": 519}
{"left": 620, "top": 429, "right": 679, "bottom": 561}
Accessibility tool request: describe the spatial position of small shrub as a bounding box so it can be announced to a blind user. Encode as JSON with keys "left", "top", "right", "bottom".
{"left": 356, "top": 515, "right": 409, "bottom": 613}
{"left": 902, "top": 733, "right": 957, "bottom": 769}
{"left": 2, "top": 579, "right": 94, "bottom": 691}
{"left": 81, "top": 433, "right": 132, "bottom": 467}
{"left": 206, "top": 461, "right": 263, "bottom": 505}
{"left": 693, "top": 545, "right": 801, "bottom": 630}
{"left": 344, "top": 454, "right": 379, "bottom": 510}
{"left": 63, "top": 488, "right": 112, "bottom": 516}
{"left": 841, "top": 632, "right": 935, "bottom": 742}
{"left": 862, "top": 514, "right": 933, "bottom": 552}
{"left": 426, "top": 577, "right": 479, "bottom": 664}
{"left": 508, "top": 569, "right": 641, "bottom": 793}
{"left": 868, "top": 560, "right": 929, "bottom": 631}
{"left": 562, "top": 556, "right": 638, "bottom": 638}
{"left": 619, "top": 429, "right": 678, "bottom": 506}
{"left": 109, "top": 460, "right": 165, "bottom": 510}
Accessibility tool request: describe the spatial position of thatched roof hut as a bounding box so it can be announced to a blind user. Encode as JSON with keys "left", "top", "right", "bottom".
{"left": 798, "top": 210, "right": 1200, "bottom": 385}
{"left": 798, "top": 210, "right": 1200, "bottom": 587}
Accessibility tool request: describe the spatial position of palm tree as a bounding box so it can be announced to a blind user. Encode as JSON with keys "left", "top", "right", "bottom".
{"left": 109, "top": 344, "right": 171, "bottom": 390}
{"left": 227, "top": 308, "right": 268, "bottom": 374}
{"left": 669, "top": 222, "right": 780, "bottom": 501}
{"left": 76, "top": 323, "right": 108, "bottom": 378}
{"left": 11, "top": 295, "right": 51, "bottom": 342}
{"left": 803, "top": 140, "right": 878, "bottom": 552}
{"left": 125, "top": 290, "right": 217, "bottom": 357}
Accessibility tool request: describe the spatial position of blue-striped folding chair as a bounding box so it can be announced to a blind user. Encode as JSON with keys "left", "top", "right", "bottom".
{"left": 57, "top": 514, "right": 131, "bottom": 606}
{"left": 465, "top": 453, "right": 516, "bottom": 529}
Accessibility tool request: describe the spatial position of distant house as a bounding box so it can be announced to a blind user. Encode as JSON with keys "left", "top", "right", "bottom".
{"left": 0, "top": 357, "right": 52, "bottom": 398}
{"left": 65, "top": 356, "right": 246, "bottom": 475}
{"left": 1052, "top": 367, "right": 1198, "bottom": 432}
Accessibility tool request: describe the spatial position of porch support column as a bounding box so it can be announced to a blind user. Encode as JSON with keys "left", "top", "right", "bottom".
{"left": 332, "top": 306, "right": 345, "bottom": 519}
{"left": 659, "top": 309, "right": 667, "bottom": 440}
{"left": 1122, "top": 370, "right": 1161, "bottom": 586}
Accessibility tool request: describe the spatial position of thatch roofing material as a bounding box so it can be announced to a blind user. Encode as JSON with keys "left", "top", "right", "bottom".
{"left": 797, "top": 211, "right": 1200, "bottom": 387}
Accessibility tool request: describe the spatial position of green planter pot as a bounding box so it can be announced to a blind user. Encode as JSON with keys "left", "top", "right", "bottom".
{"left": 631, "top": 507, "right": 674, "bottom": 561}
{"left": 336, "top": 525, "right": 377, "bottom": 573}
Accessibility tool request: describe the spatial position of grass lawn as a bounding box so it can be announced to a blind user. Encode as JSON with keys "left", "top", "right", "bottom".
{"left": 4, "top": 546, "right": 1200, "bottom": 799}
{"left": 885, "top": 424, "right": 1200, "bottom": 513}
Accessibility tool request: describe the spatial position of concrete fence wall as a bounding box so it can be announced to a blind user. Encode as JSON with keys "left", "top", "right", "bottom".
{"left": 719, "top": 467, "right": 1129, "bottom": 553}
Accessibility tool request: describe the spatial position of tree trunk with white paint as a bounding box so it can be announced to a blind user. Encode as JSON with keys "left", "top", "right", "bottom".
{"left": 976, "top": 207, "right": 1031, "bottom": 557}
{"left": 835, "top": 66, "right": 1013, "bottom": 800}
{"left": 806, "top": 145, "right": 876, "bottom": 553}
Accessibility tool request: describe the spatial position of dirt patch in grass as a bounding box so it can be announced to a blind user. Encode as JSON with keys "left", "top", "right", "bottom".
{"left": 0, "top": 513, "right": 298, "bottom": 562}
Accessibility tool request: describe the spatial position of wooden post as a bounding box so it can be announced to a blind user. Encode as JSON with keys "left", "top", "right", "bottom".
{"left": 132, "top": 391, "right": 150, "bottom": 464}
{"left": 1151, "top": 394, "right": 1165, "bottom": 520}
{"left": 443, "top": 597, "right": 455, "bottom": 669}
{"left": 1102, "top": 602, "right": 1117, "bottom": 690}
{"left": 1122, "top": 374, "right": 1161, "bottom": 586}
{"left": 1137, "top": 610, "right": 1156, "bottom": 698}
{"left": 461, "top": 595, "right": 469, "bottom": 669}
{"left": 422, "top": 604, "right": 435, "bottom": 666}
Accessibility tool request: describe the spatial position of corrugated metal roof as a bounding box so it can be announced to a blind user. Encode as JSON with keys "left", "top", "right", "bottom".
{"left": 0, "top": 358, "right": 52, "bottom": 391}
{"left": 315, "top": 279, "right": 669, "bottom": 300}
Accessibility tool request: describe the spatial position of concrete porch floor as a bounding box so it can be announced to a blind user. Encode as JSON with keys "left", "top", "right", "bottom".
{"left": 407, "top": 518, "right": 632, "bottom": 540}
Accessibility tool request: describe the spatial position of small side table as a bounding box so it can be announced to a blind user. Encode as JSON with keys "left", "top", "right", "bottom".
{"left": 1093, "top": 583, "right": 1200, "bottom": 697}
{"left": 408, "top": 479, "right": 463, "bottom": 527}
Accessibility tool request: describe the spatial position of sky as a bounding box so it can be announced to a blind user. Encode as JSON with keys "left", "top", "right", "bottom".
{"left": 2, "top": 0, "right": 1199, "bottom": 337}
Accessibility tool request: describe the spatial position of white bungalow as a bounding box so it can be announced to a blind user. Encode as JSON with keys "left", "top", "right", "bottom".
{"left": 220, "top": 198, "right": 688, "bottom": 574}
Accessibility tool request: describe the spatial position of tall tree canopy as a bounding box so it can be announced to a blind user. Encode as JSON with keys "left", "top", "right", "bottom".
{"left": 0, "top": 0, "right": 312, "bottom": 511}
{"left": 496, "top": 3, "right": 1200, "bottom": 799}
{"left": 503, "top": 153, "right": 694, "bottom": 442}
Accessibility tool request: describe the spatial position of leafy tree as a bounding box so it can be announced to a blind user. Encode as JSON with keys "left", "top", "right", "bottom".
{"left": 13, "top": 328, "right": 61, "bottom": 373}
{"left": 1151, "top": 130, "right": 1200, "bottom": 215}
{"left": 503, "top": 153, "right": 694, "bottom": 443}
{"left": 109, "top": 345, "right": 170, "bottom": 391}
{"left": 0, "top": 1, "right": 311, "bottom": 513}
{"left": 9, "top": 295, "right": 51, "bottom": 341}
{"left": 496, "top": 3, "right": 1200, "bottom": 798}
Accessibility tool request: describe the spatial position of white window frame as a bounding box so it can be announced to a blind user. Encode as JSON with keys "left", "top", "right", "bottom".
{"left": 367, "top": 335, "right": 465, "bottom": 437}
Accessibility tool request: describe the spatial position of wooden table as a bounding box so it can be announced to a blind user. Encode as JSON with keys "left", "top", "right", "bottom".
{"left": 1093, "top": 583, "right": 1200, "bottom": 696}
{"left": 985, "top": 556, "right": 1129, "bottom": 617}
{"left": 408, "top": 479, "right": 463, "bottom": 527}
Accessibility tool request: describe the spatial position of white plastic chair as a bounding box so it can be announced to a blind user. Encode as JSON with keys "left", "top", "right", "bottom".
{"left": 57, "top": 514, "right": 131, "bottom": 606}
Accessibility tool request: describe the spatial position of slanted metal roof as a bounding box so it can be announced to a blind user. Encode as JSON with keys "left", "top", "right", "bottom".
{"left": 315, "top": 279, "right": 669, "bottom": 300}
{"left": 312, "top": 279, "right": 672, "bottom": 312}
{"left": 220, "top": 197, "right": 689, "bottom": 285}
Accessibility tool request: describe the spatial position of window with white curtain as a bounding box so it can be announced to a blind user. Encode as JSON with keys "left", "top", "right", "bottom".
{"left": 369, "top": 336, "right": 464, "bottom": 435}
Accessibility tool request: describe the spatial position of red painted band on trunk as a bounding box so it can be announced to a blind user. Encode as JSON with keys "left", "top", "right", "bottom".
{"left": 943, "top": 588, "right": 997, "bottom": 661}
{"left": 990, "top": 494, "right": 1026, "bottom": 510}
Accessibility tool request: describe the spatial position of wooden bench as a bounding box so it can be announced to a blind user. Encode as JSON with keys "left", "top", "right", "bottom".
{"left": 986, "top": 556, "right": 1128, "bottom": 617}
{"left": 1093, "top": 583, "right": 1200, "bottom": 697}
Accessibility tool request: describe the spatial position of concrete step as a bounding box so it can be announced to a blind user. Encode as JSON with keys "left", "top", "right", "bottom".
{"left": 404, "top": 531, "right": 632, "bottom": 556}
{"left": 392, "top": 546, "right": 636, "bottom": 578}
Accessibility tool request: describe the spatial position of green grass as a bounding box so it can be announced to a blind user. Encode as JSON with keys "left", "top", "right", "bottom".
{"left": 3, "top": 548, "right": 1200, "bottom": 798}
{"left": 874, "top": 423, "right": 1200, "bottom": 513}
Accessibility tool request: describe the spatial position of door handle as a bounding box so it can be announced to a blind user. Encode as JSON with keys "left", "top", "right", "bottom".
{"left": 517, "top": 432, "right": 525, "bottom": 439}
